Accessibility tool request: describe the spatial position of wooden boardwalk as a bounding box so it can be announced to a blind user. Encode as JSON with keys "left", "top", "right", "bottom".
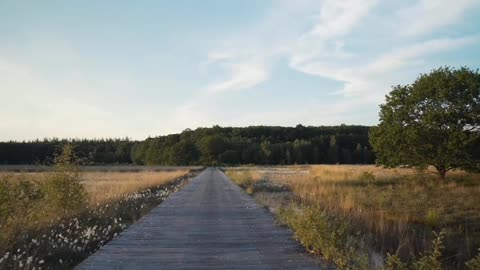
{"left": 76, "top": 168, "right": 321, "bottom": 269}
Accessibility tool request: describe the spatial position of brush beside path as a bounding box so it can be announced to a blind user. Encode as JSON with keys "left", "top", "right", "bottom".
{"left": 75, "top": 167, "right": 321, "bottom": 270}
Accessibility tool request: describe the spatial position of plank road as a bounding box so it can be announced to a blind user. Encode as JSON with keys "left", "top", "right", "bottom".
{"left": 76, "top": 168, "right": 321, "bottom": 269}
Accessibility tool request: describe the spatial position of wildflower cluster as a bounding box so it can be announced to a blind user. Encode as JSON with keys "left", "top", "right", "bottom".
{"left": 0, "top": 174, "right": 192, "bottom": 270}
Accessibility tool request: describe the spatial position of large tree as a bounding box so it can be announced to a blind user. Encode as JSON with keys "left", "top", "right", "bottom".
{"left": 370, "top": 66, "right": 480, "bottom": 178}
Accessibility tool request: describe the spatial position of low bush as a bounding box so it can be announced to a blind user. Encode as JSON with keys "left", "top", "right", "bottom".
{"left": 466, "top": 249, "right": 480, "bottom": 270}
{"left": 251, "top": 180, "right": 290, "bottom": 193}
{"left": 227, "top": 165, "right": 480, "bottom": 269}
{"left": 277, "top": 204, "right": 370, "bottom": 269}
{"left": 0, "top": 145, "right": 194, "bottom": 269}
{"left": 384, "top": 230, "right": 445, "bottom": 270}
{"left": 0, "top": 145, "right": 88, "bottom": 239}
{"left": 0, "top": 178, "right": 188, "bottom": 269}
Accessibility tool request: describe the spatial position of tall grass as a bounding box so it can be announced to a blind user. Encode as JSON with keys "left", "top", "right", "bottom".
{"left": 82, "top": 171, "right": 188, "bottom": 204}
{"left": 227, "top": 165, "right": 480, "bottom": 269}
{"left": 1, "top": 171, "right": 189, "bottom": 205}
{"left": 0, "top": 146, "right": 194, "bottom": 269}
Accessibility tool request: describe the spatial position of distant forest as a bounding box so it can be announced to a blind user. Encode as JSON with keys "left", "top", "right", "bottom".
{"left": 0, "top": 125, "right": 375, "bottom": 165}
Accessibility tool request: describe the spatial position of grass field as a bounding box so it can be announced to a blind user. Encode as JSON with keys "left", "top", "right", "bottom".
{"left": 0, "top": 165, "right": 202, "bottom": 172}
{"left": 0, "top": 166, "right": 196, "bottom": 269}
{"left": 1, "top": 170, "right": 190, "bottom": 205}
{"left": 226, "top": 165, "right": 480, "bottom": 269}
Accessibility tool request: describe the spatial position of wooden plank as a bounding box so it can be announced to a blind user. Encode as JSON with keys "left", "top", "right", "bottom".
{"left": 75, "top": 168, "right": 321, "bottom": 269}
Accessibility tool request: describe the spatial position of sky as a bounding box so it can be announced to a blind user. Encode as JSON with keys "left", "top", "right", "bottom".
{"left": 1, "top": 0, "right": 479, "bottom": 141}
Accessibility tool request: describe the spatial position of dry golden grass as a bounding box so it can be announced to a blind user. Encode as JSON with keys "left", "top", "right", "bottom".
{"left": 82, "top": 170, "right": 189, "bottom": 204}
{"left": 0, "top": 167, "right": 193, "bottom": 269}
{"left": 0, "top": 170, "right": 189, "bottom": 205}
{"left": 227, "top": 165, "right": 480, "bottom": 262}
{"left": 230, "top": 165, "right": 480, "bottom": 224}
{"left": 289, "top": 165, "right": 480, "bottom": 229}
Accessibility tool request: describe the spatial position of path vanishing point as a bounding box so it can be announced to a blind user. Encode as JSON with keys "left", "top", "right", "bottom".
{"left": 76, "top": 168, "right": 321, "bottom": 269}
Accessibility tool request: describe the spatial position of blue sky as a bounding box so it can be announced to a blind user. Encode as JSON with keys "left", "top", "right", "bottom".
{"left": 1, "top": 0, "right": 479, "bottom": 140}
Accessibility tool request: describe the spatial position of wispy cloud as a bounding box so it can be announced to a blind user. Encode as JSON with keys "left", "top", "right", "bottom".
{"left": 396, "top": 0, "right": 480, "bottom": 37}
{"left": 202, "top": 0, "right": 380, "bottom": 93}
{"left": 368, "top": 36, "right": 480, "bottom": 73}
{"left": 293, "top": 36, "right": 480, "bottom": 98}
{"left": 202, "top": 0, "right": 478, "bottom": 99}
{"left": 309, "top": 0, "right": 378, "bottom": 38}
{"left": 2, "top": 1, "right": 479, "bottom": 140}
{"left": 205, "top": 56, "right": 269, "bottom": 93}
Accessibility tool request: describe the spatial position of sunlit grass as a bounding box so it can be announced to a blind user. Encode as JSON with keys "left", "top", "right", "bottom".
{"left": 227, "top": 165, "right": 480, "bottom": 269}
{"left": 0, "top": 170, "right": 189, "bottom": 205}
{"left": 0, "top": 168, "right": 193, "bottom": 269}
{"left": 82, "top": 170, "right": 189, "bottom": 204}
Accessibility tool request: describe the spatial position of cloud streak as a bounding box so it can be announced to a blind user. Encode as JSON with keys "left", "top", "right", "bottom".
{"left": 205, "top": 57, "right": 269, "bottom": 93}
{"left": 176, "top": 0, "right": 480, "bottom": 131}
{"left": 396, "top": 0, "right": 480, "bottom": 37}
{"left": 2, "top": 1, "right": 479, "bottom": 140}
{"left": 201, "top": 0, "right": 479, "bottom": 107}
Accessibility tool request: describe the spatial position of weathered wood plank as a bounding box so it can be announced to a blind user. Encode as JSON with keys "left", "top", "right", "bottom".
{"left": 75, "top": 168, "right": 321, "bottom": 269}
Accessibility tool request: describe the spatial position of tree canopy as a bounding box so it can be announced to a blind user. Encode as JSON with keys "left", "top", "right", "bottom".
{"left": 131, "top": 125, "right": 374, "bottom": 166}
{"left": 370, "top": 66, "right": 480, "bottom": 178}
{"left": 0, "top": 125, "right": 375, "bottom": 166}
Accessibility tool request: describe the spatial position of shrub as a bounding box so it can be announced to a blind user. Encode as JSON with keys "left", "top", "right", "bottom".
{"left": 278, "top": 205, "right": 370, "bottom": 269}
{"left": 0, "top": 177, "right": 45, "bottom": 228}
{"left": 251, "top": 180, "right": 290, "bottom": 193}
{"left": 41, "top": 172, "right": 86, "bottom": 213}
{"left": 413, "top": 230, "right": 445, "bottom": 270}
{"left": 227, "top": 171, "right": 255, "bottom": 189}
{"left": 384, "top": 230, "right": 446, "bottom": 270}
{"left": 0, "top": 177, "right": 46, "bottom": 255}
{"left": 385, "top": 253, "right": 408, "bottom": 270}
{"left": 0, "top": 174, "right": 190, "bottom": 269}
{"left": 41, "top": 144, "right": 87, "bottom": 214}
{"left": 0, "top": 144, "right": 194, "bottom": 269}
{"left": 466, "top": 249, "right": 480, "bottom": 270}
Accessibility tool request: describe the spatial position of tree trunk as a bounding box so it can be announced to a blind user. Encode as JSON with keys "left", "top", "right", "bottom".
{"left": 435, "top": 165, "right": 447, "bottom": 179}
{"left": 439, "top": 169, "right": 446, "bottom": 179}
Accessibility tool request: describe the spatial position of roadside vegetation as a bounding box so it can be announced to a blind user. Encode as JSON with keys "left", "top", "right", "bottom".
{"left": 13, "top": 170, "right": 190, "bottom": 205}
{"left": 0, "top": 145, "right": 194, "bottom": 270}
{"left": 227, "top": 165, "right": 480, "bottom": 269}
{"left": 1, "top": 65, "right": 477, "bottom": 269}
{"left": 226, "top": 66, "right": 480, "bottom": 270}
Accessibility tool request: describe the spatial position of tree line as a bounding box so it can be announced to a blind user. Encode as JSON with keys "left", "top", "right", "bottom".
{"left": 0, "top": 125, "right": 375, "bottom": 166}
{"left": 0, "top": 138, "right": 133, "bottom": 165}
